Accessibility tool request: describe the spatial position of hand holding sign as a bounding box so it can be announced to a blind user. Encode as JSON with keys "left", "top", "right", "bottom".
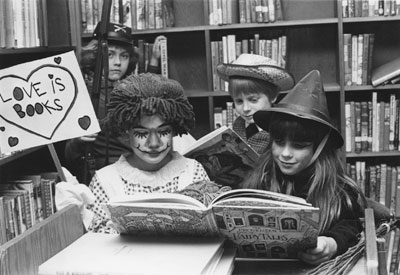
{"left": 0, "top": 51, "right": 100, "bottom": 153}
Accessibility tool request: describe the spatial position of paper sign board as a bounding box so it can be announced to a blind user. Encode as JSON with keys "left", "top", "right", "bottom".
{"left": 0, "top": 51, "right": 100, "bottom": 153}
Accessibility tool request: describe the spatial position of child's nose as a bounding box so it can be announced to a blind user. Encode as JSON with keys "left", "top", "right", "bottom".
{"left": 146, "top": 132, "right": 161, "bottom": 148}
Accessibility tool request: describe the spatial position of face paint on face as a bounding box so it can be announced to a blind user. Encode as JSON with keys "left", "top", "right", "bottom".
{"left": 128, "top": 115, "right": 174, "bottom": 170}
{"left": 108, "top": 45, "right": 130, "bottom": 81}
{"left": 232, "top": 92, "right": 272, "bottom": 124}
{"left": 271, "top": 138, "right": 314, "bottom": 176}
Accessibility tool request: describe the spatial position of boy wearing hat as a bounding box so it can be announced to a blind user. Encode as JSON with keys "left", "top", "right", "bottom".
{"left": 65, "top": 22, "right": 168, "bottom": 184}
{"left": 216, "top": 53, "right": 295, "bottom": 154}
{"left": 242, "top": 70, "right": 366, "bottom": 264}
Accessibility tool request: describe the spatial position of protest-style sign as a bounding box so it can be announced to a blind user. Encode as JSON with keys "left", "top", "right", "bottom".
{"left": 0, "top": 50, "right": 100, "bottom": 154}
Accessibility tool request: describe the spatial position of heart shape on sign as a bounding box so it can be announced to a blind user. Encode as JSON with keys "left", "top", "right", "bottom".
{"left": 0, "top": 127, "right": 5, "bottom": 131}
{"left": 54, "top": 57, "right": 62, "bottom": 64}
{"left": 78, "top": 115, "right": 91, "bottom": 130}
{"left": 8, "top": 136, "right": 19, "bottom": 147}
{"left": 0, "top": 65, "right": 77, "bottom": 139}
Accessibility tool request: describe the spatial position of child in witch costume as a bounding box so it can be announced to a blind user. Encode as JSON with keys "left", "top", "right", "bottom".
{"left": 86, "top": 73, "right": 210, "bottom": 233}
{"left": 216, "top": 54, "right": 295, "bottom": 154}
{"left": 243, "top": 70, "right": 366, "bottom": 265}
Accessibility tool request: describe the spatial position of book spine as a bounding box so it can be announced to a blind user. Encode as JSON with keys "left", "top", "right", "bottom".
{"left": 344, "top": 33, "right": 352, "bottom": 86}
{"left": 160, "top": 38, "right": 168, "bottom": 78}
{"left": 372, "top": 92, "right": 378, "bottom": 151}
{"left": 238, "top": 0, "right": 246, "bottom": 23}
{"left": 390, "top": 94, "right": 396, "bottom": 150}
{"left": 345, "top": 102, "right": 353, "bottom": 152}
{"left": 154, "top": 0, "right": 163, "bottom": 29}
{"left": 360, "top": 101, "right": 369, "bottom": 152}
{"left": 354, "top": 101, "right": 362, "bottom": 153}
{"left": 213, "top": 107, "right": 223, "bottom": 129}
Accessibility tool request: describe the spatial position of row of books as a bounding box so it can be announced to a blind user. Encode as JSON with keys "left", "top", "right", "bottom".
{"left": 0, "top": 0, "right": 48, "bottom": 49}
{"left": 209, "top": 0, "right": 283, "bottom": 26}
{"left": 342, "top": 0, "right": 400, "bottom": 18}
{"left": 0, "top": 173, "right": 58, "bottom": 245}
{"left": 344, "top": 33, "right": 375, "bottom": 86}
{"left": 213, "top": 102, "right": 239, "bottom": 129}
{"left": 211, "top": 34, "right": 287, "bottom": 92}
{"left": 82, "top": 0, "right": 175, "bottom": 33}
{"left": 345, "top": 93, "right": 400, "bottom": 153}
{"left": 348, "top": 162, "right": 400, "bottom": 214}
{"left": 135, "top": 38, "right": 168, "bottom": 77}
{"left": 386, "top": 226, "right": 400, "bottom": 275}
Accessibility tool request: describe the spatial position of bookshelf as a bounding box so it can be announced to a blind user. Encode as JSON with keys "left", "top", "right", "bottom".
{"left": 0, "top": 1, "right": 83, "bottom": 274}
{"left": 76, "top": 0, "right": 400, "bottom": 157}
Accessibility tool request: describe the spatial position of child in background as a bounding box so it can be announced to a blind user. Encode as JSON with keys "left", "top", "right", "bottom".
{"left": 243, "top": 70, "right": 366, "bottom": 265}
{"left": 216, "top": 53, "right": 295, "bottom": 154}
{"left": 64, "top": 22, "right": 173, "bottom": 183}
{"left": 86, "top": 73, "right": 210, "bottom": 233}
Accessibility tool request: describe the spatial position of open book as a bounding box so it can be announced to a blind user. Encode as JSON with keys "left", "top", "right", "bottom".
{"left": 102, "top": 189, "right": 320, "bottom": 259}
{"left": 182, "top": 126, "right": 260, "bottom": 188}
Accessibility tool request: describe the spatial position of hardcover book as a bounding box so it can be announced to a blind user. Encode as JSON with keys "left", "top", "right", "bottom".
{"left": 372, "top": 55, "right": 400, "bottom": 87}
{"left": 102, "top": 188, "right": 320, "bottom": 259}
{"left": 182, "top": 126, "right": 260, "bottom": 188}
{"left": 38, "top": 232, "right": 228, "bottom": 275}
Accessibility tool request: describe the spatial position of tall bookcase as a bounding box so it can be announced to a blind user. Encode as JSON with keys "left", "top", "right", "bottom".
{"left": 0, "top": 1, "right": 85, "bottom": 274}
{"left": 79, "top": 0, "right": 400, "bottom": 145}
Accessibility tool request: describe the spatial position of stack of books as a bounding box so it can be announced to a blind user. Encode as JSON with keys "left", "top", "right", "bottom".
{"left": 38, "top": 233, "right": 235, "bottom": 275}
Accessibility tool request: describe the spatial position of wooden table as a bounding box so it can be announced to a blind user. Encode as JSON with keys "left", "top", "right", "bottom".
{"left": 233, "top": 256, "right": 366, "bottom": 275}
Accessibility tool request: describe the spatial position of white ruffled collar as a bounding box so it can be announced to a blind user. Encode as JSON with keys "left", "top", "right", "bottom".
{"left": 115, "top": 152, "right": 190, "bottom": 188}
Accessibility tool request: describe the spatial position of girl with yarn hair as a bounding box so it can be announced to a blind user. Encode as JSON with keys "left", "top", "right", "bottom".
{"left": 243, "top": 70, "right": 366, "bottom": 265}
{"left": 87, "top": 73, "right": 210, "bottom": 233}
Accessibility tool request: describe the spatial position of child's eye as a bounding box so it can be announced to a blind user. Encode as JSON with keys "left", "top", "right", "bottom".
{"left": 133, "top": 131, "right": 148, "bottom": 138}
{"left": 234, "top": 99, "right": 243, "bottom": 105}
{"left": 121, "top": 54, "right": 130, "bottom": 60}
{"left": 158, "top": 128, "right": 172, "bottom": 137}
{"left": 273, "top": 139, "right": 285, "bottom": 146}
{"left": 293, "top": 142, "right": 312, "bottom": 149}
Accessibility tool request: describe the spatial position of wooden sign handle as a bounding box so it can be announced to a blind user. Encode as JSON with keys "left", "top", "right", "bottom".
{"left": 47, "top": 143, "right": 66, "bottom": 182}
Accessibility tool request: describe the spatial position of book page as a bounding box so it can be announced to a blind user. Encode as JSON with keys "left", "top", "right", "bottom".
{"left": 211, "top": 189, "right": 312, "bottom": 207}
{"left": 108, "top": 193, "right": 207, "bottom": 209}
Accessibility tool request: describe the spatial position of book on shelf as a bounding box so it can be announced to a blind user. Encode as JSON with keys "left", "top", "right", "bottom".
{"left": 372, "top": 55, "right": 400, "bottom": 87}
{"left": 102, "top": 188, "right": 320, "bottom": 259}
{"left": 38, "top": 232, "right": 230, "bottom": 275}
{"left": 182, "top": 125, "right": 259, "bottom": 188}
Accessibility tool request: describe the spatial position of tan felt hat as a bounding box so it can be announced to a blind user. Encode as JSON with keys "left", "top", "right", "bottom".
{"left": 216, "top": 53, "right": 295, "bottom": 91}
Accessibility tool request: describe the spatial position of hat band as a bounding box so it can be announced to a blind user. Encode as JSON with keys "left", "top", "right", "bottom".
{"left": 107, "top": 32, "right": 133, "bottom": 44}
{"left": 274, "top": 102, "right": 331, "bottom": 123}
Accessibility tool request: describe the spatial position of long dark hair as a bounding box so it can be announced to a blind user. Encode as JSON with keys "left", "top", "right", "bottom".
{"left": 243, "top": 113, "right": 365, "bottom": 232}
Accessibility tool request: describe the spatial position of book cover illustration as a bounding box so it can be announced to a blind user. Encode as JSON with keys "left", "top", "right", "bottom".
{"left": 183, "top": 126, "right": 260, "bottom": 188}
{"left": 102, "top": 189, "right": 320, "bottom": 259}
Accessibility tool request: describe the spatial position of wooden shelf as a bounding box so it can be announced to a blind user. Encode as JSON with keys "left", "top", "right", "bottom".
{"left": 0, "top": 205, "right": 84, "bottom": 275}
{"left": 0, "top": 146, "right": 44, "bottom": 166}
{"left": 346, "top": 151, "right": 400, "bottom": 158}
{"left": 0, "top": 46, "right": 75, "bottom": 55}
